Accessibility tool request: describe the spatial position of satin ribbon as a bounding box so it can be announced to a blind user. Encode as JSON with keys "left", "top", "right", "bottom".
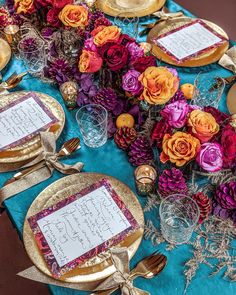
{"left": 219, "top": 46, "right": 236, "bottom": 73}
{"left": 0, "top": 132, "right": 84, "bottom": 206}
{"left": 94, "top": 248, "right": 149, "bottom": 295}
{"left": 153, "top": 8, "right": 184, "bottom": 20}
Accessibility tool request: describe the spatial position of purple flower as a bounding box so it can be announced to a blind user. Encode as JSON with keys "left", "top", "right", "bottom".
{"left": 170, "top": 89, "right": 186, "bottom": 103}
{"left": 44, "top": 58, "right": 72, "bottom": 84}
{"left": 84, "top": 37, "right": 97, "bottom": 52}
{"left": 196, "top": 143, "right": 223, "bottom": 172}
{"left": 41, "top": 27, "right": 54, "bottom": 40}
{"left": 126, "top": 42, "right": 144, "bottom": 62}
{"left": 160, "top": 100, "right": 189, "bottom": 128}
{"left": 76, "top": 73, "right": 98, "bottom": 107}
{"left": 122, "top": 70, "right": 143, "bottom": 96}
{"left": 167, "top": 67, "right": 178, "bottom": 77}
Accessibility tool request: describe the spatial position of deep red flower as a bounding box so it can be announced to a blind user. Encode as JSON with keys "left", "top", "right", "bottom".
{"left": 101, "top": 44, "right": 129, "bottom": 71}
{"left": 151, "top": 119, "right": 173, "bottom": 148}
{"left": 203, "top": 106, "right": 229, "bottom": 126}
{"left": 47, "top": 8, "right": 61, "bottom": 27}
{"left": 117, "top": 34, "right": 135, "bottom": 46}
{"left": 53, "top": 0, "right": 72, "bottom": 9}
{"left": 132, "top": 55, "right": 157, "bottom": 73}
{"left": 221, "top": 124, "right": 236, "bottom": 168}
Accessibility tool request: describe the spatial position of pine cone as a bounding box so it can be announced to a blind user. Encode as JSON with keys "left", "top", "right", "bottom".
{"left": 192, "top": 192, "right": 212, "bottom": 223}
{"left": 214, "top": 181, "right": 236, "bottom": 209}
{"left": 93, "top": 88, "right": 117, "bottom": 111}
{"left": 114, "top": 127, "right": 137, "bottom": 150}
{"left": 158, "top": 168, "right": 188, "bottom": 197}
{"left": 128, "top": 136, "right": 154, "bottom": 166}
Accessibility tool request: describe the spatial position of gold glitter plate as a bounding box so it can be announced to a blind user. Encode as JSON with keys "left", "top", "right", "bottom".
{"left": 0, "top": 91, "right": 65, "bottom": 165}
{"left": 227, "top": 82, "right": 236, "bottom": 114}
{"left": 147, "top": 17, "right": 229, "bottom": 67}
{"left": 96, "top": 0, "right": 166, "bottom": 17}
{"left": 23, "top": 173, "right": 144, "bottom": 289}
{"left": 0, "top": 38, "right": 11, "bottom": 71}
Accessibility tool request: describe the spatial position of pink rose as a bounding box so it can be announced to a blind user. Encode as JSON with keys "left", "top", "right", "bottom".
{"left": 122, "top": 70, "right": 143, "bottom": 96}
{"left": 196, "top": 143, "right": 223, "bottom": 172}
{"left": 161, "top": 100, "right": 190, "bottom": 128}
{"left": 84, "top": 38, "right": 97, "bottom": 52}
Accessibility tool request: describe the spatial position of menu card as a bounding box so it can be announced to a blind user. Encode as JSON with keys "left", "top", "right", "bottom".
{"left": 153, "top": 19, "right": 227, "bottom": 63}
{"left": 0, "top": 93, "right": 58, "bottom": 151}
{"left": 28, "top": 179, "right": 139, "bottom": 278}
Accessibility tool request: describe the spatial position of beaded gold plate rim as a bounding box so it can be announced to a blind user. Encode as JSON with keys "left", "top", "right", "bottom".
{"left": 0, "top": 91, "right": 65, "bottom": 164}
{"left": 96, "top": 0, "right": 166, "bottom": 17}
{"left": 0, "top": 38, "right": 11, "bottom": 71}
{"left": 147, "top": 17, "right": 229, "bottom": 67}
{"left": 23, "top": 173, "right": 144, "bottom": 288}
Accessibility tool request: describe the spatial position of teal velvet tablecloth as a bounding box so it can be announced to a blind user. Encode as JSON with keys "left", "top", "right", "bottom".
{"left": 1, "top": 1, "right": 235, "bottom": 294}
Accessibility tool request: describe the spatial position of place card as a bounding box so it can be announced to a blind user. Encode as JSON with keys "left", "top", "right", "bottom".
{"left": 153, "top": 19, "right": 228, "bottom": 63}
{"left": 28, "top": 179, "right": 139, "bottom": 278}
{"left": 0, "top": 93, "right": 58, "bottom": 151}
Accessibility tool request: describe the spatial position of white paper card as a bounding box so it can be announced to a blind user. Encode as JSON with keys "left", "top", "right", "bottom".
{"left": 156, "top": 22, "right": 223, "bottom": 61}
{"left": 0, "top": 95, "right": 56, "bottom": 150}
{"left": 37, "top": 185, "right": 131, "bottom": 267}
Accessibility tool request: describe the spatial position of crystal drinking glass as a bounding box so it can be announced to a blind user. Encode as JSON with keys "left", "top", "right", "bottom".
{"left": 159, "top": 194, "right": 200, "bottom": 244}
{"left": 76, "top": 104, "right": 108, "bottom": 148}
{"left": 191, "top": 72, "right": 225, "bottom": 109}
{"left": 114, "top": 12, "right": 139, "bottom": 39}
{"left": 18, "top": 36, "right": 46, "bottom": 73}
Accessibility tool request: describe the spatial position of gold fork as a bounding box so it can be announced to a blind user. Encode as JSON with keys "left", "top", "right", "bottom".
{"left": 4, "top": 137, "right": 81, "bottom": 185}
{"left": 91, "top": 252, "right": 167, "bottom": 295}
{"left": 0, "top": 72, "right": 28, "bottom": 90}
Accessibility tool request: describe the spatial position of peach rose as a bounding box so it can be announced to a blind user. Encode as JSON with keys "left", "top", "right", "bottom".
{"left": 187, "top": 110, "right": 219, "bottom": 143}
{"left": 139, "top": 67, "right": 179, "bottom": 105}
{"left": 93, "top": 26, "right": 121, "bottom": 47}
{"left": 79, "top": 50, "right": 103, "bottom": 73}
{"left": 59, "top": 4, "right": 88, "bottom": 27}
{"left": 14, "top": 0, "right": 34, "bottom": 14}
{"left": 160, "top": 131, "right": 200, "bottom": 167}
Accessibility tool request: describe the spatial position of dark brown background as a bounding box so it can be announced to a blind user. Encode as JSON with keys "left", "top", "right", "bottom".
{"left": 0, "top": 1, "right": 236, "bottom": 295}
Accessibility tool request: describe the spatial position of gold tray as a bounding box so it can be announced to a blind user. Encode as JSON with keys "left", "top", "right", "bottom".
{"left": 147, "top": 17, "right": 229, "bottom": 67}
{"left": 96, "top": 0, "right": 166, "bottom": 17}
{"left": 0, "top": 91, "right": 65, "bottom": 164}
{"left": 227, "top": 82, "right": 236, "bottom": 114}
{"left": 23, "top": 173, "right": 144, "bottom": 289}
{"left": 0, "top": 38, "right": 11, "bottom": 71}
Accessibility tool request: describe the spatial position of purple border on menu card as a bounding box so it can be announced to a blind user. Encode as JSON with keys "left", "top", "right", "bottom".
{"left": 28, "top": 179, "right": 140, "bottom": 278}
{"left": 153, "top": 19, "right": 228, "bottom": 64}
{"left": 0, "top": 92, "right": 59, "bottom": 151}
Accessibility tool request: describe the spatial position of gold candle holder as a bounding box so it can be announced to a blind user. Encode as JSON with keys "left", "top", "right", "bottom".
{"left": 134, "top": 165, "right": 157, "bottom": 196}
{"left": 60, "top": 81, "right": 78, "bottom": 110}
{"left": 4, "top": 24, "right": 20, "bottom": 50}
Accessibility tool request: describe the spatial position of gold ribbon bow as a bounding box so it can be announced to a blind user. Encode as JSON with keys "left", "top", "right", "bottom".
{"left": 94, "top": 248, "right": 149, "bottom": 295}
{"left": 0, "top": 132, "right": 84, "bottom": 205}
{"left": 152, "top": 8, "right": 184, "bottom": 20}
{"left": 219, "top": 46, "right": 236, "bottom": 73}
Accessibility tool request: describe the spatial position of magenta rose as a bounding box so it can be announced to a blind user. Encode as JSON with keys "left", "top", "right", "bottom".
{"left": 126, "top": 42, "right": 144, "bottom": 62}
{"left": 122, "top": 70, "right": 143, "bottom": 96}
{"left": 47, "top": 8, "right": 60, "bottom": 27}
{"left": 132, "top": 55, "right": 157, "bottom": 73}
{"left": 221, "top": 124, "right": 236, "bottom": 168}
{"left": 196, "top": 143, "right": 223, "bottom": 172}
{"left": 102, "top": 44, "right": 129, "bottom": 71}
{"left": 151, "top": 119, "right": 173, "bottom": 148}
{"left": 161, "top": 100, "right": 190, "bottom": 128}
{"left": 84, "top": 38, "right": 97, "bottom": 52}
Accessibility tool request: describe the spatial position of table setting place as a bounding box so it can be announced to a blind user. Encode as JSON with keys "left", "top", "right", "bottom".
{"left": 0, "top": 0, "right": 236, "bottom": 295}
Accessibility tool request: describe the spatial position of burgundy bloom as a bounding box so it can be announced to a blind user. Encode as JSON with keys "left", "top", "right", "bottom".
{"left": 53, "top": 0, "right": 72, "bottom": 9}
{"left": 151, "top": 119, "right": 172, "bottom": 148}
{"left": 204, "top": 106, "right": 229, "bottom": 126}
{"left": 132, "top": 55, "right": 157, "bottom": 73}
{"left": 170, "top": 89, "right": 186, "bottom": 103}
{"left": 34, "top": 0, "right": 52, "bottom": 7}
{"left": 221, "top": 124, "right": 236, "bottom": 168}
{"left": 47, "top": 8, "right": 60, "bottom": 27}
{"left": 117, "top": 34, "right": 135, "bottom": 46}
{"left": 102, "top": 44, "right": 129, "bottom": 71}
{"left": 94, "top": 16, "right": 112, "bottom": 28}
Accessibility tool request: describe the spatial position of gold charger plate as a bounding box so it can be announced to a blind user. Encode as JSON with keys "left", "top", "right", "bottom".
{"left": 0, "top": 38, "right": 11, "bottom": 71}
{"left": 147, "top": 17, "right": 229, "bottom": 67}
{"left": 23, "top": 173, "right": 144, "bottom": 290}
{"left": 0, "top": 91, "right": 65, "bottom": 165}
{"left": 227, "top": 82, "right": 236, "bottom": 114}
{"left": 96, "top": 0, "right": 166, "bottom": 17}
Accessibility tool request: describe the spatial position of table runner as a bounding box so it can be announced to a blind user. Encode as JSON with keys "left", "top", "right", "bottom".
{"left": 0, "top": 0, "right": 235, "bottom": 294}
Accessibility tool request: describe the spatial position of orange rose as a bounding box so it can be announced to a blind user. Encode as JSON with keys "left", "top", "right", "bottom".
{"left": 93, "top": 26, "right": 121, "bottom": 47}
{"left": 59, "top": 4, "right": 88, "bottom": 27}
{"left": 160, "top": 132, "right": 200, "bottom": 167}
{"left": 139, "top": 67, "right": 179, "bottom": 105}
{"left": 79, "top": 50, "right": 103, "bottom": 73}
{"left": 187, "top": 110, "right": 219, "bottom": 143}
{"left": 14, "top": 0, "right": 34, "bottom": 14}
